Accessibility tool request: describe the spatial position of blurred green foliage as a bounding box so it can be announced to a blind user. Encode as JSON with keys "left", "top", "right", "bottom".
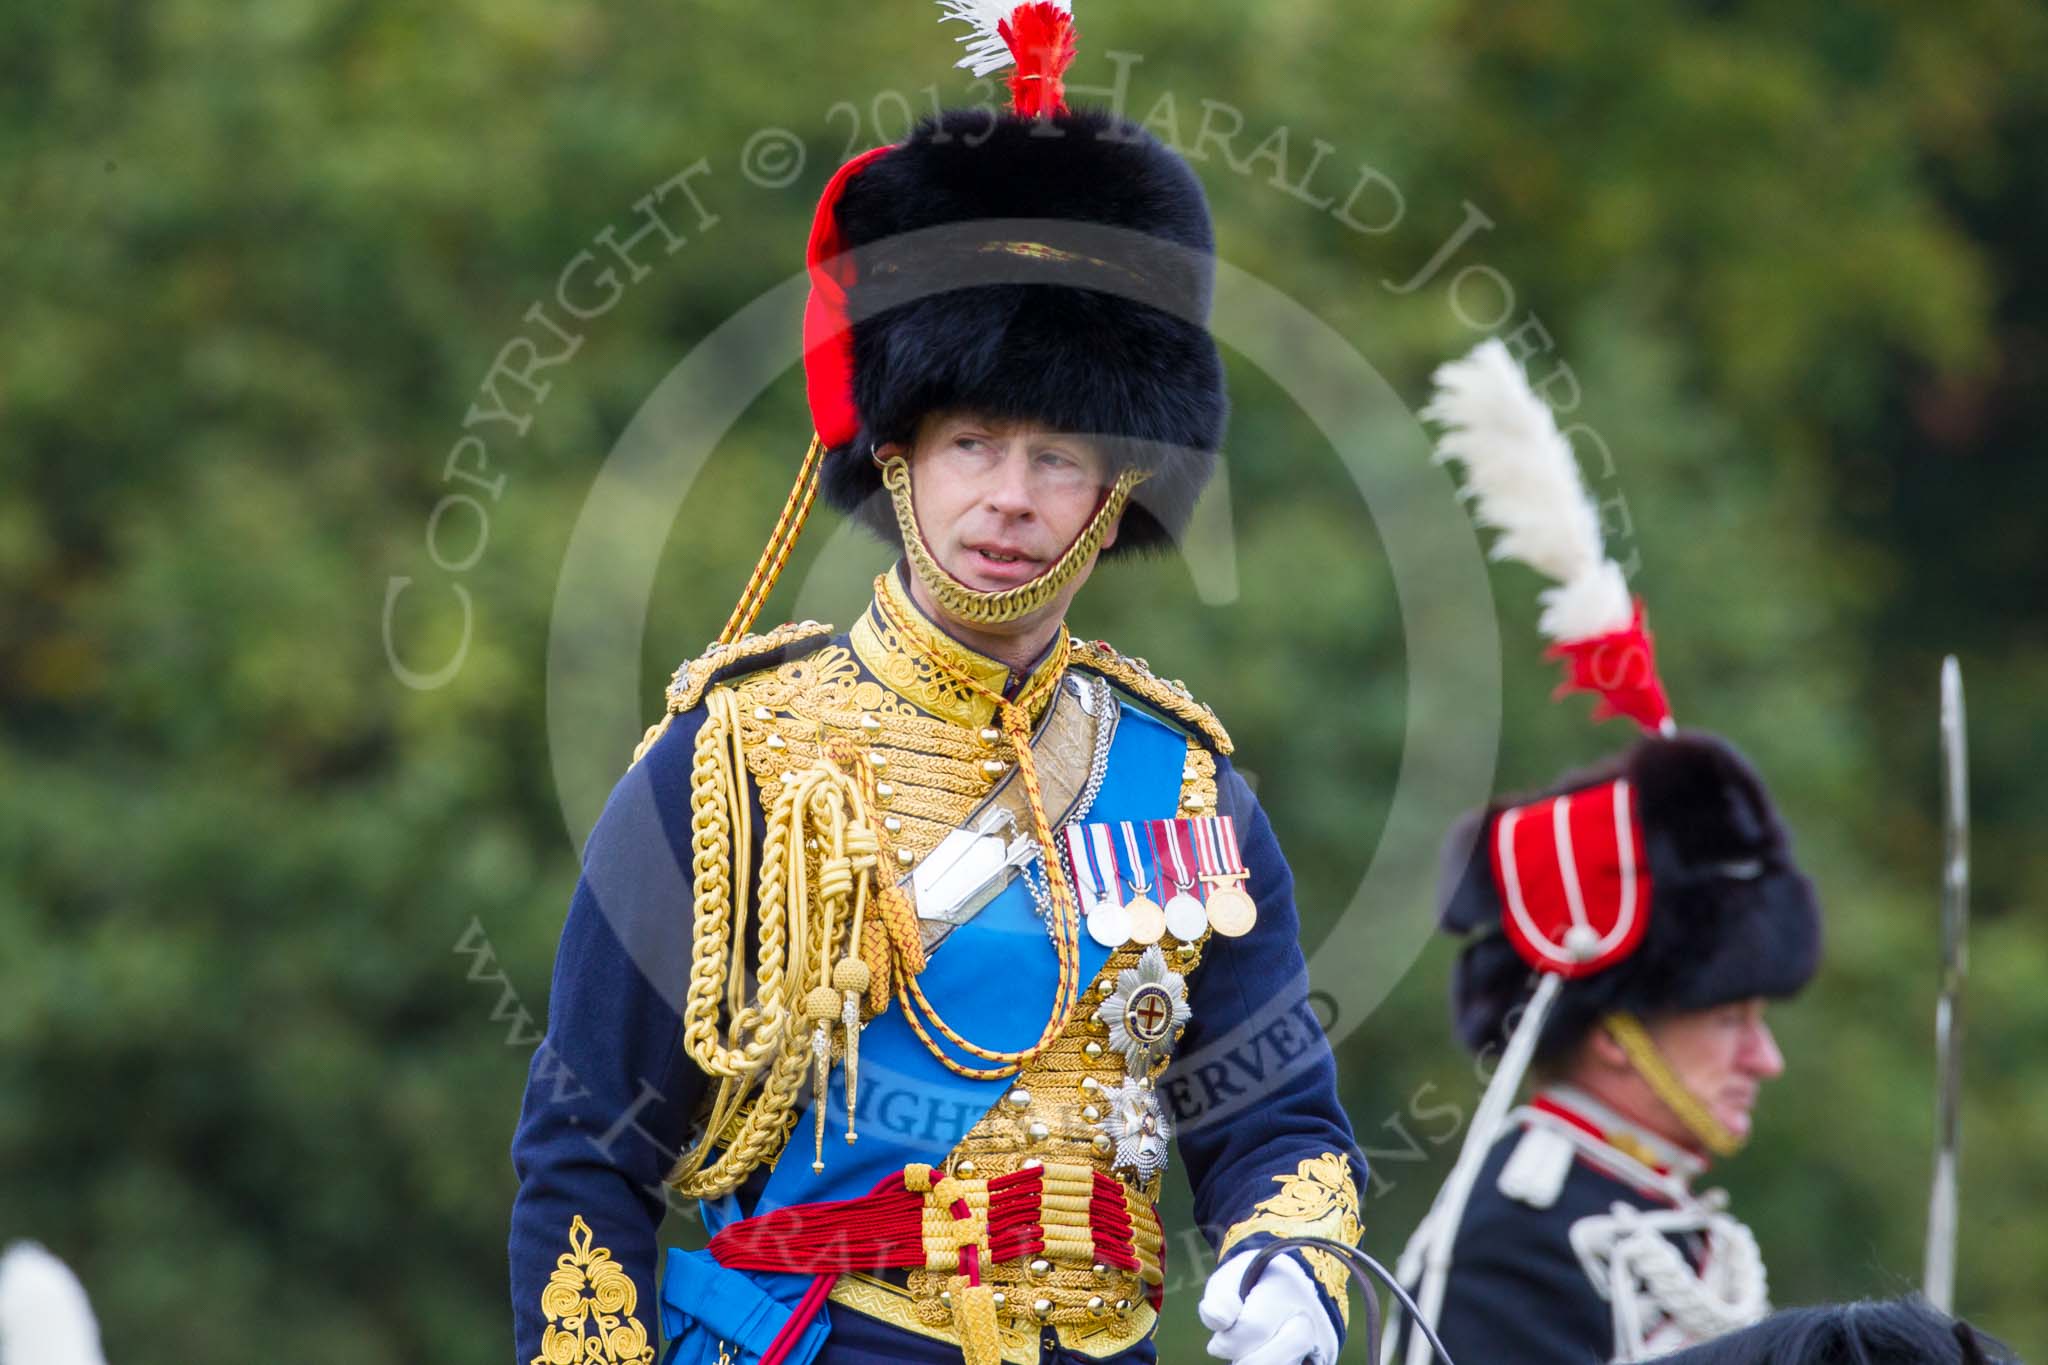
{"left": 3, "top": 0, "right": 2044, "bottom": 1360}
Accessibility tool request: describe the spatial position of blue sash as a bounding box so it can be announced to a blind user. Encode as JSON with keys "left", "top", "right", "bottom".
{"left": 659, "top": 700, "right": 1187, "bottom": 1363}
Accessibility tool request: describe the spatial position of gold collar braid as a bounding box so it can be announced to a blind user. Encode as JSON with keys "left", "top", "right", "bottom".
{"left": 853, "top": 568, "right": 1068, "bottom": 732}
{"left": 1603, "top": 1012, "right": 1746, "bottom": 1159}
{"left": 870, "top": 574, "right": 1085, "bottom": 1079}
{"left": 880, "top": 454, "right": 1147, "bottom": 628}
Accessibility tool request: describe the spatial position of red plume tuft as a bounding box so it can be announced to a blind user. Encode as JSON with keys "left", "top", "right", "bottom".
{"left": 1544, "top": 599, "right": 1675, "bottom": 735}
{"left": 999, "top": 2, "right": 1078, "bottom": 117}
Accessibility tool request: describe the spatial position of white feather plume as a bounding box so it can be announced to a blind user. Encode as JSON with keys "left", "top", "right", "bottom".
{"left": 0, "top": 1243, "right": 107, "bottom": 1365}
{"left": 934, "top": 0, "right": 1073, "bottom": 77}
{"left": 1423, "top": 338, "right": 1635, "bottom": 642}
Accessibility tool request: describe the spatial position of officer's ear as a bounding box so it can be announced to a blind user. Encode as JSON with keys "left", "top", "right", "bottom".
{"left": 1582, "top": 1023, "right": 1634, "bottom": 1079}
{"left": 872, "top": 439, "right": 907, "bottom": 468}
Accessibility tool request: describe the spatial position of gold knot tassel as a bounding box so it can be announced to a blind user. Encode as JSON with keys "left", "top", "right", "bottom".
{"left": 948, "top": 1277, "right": 1003, "bottom": 1365}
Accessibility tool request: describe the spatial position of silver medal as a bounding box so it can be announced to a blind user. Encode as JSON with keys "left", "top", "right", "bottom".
{"left": 1086, "top": 899, "right": 1132, "bottom": 949}
{"left": 1163, "top": 892, "right": 1208, "bottom": 941}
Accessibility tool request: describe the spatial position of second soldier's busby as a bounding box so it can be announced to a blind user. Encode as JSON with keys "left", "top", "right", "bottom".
{"left": 1440, "top": 731, "right": 1823, "bottom": 1062}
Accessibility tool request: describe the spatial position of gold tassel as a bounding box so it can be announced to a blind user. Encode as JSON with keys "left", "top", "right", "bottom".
{"left": 833, "top": 958, "right": 872, "bottom": 1143}
{"left": 949, "top": 1277, "right": 1003, "bottom": 1365}
{"left": 806, "top": 984, "right": 839, "bottom": 1173}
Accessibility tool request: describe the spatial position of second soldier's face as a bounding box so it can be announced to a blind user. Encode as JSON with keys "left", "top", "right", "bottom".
{"left": 1648, "top": 998, "right": 1786, "bottom": 1144}
{"left": 897, "top": 411, "right": 1119, "bottom": 610}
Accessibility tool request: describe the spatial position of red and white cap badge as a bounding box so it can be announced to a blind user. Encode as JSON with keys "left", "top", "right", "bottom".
{"left": 1490, "top": 778, "right": 1651, "bottom": 977}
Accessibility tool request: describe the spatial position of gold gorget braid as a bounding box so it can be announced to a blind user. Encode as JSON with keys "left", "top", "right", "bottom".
{"left": 881, "top": 454, "right": 1146, "bottom": 627}
{"left": 1604, "top": 1012, "right": 1746, "bottom": 1158}
{"left": 851, "top": 570, "right": 1066, "bottom": 732}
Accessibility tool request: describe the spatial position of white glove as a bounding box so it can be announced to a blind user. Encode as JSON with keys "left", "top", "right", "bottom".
{"left": 1199, "top": 1248, "right": 1339, "bottom": 1365}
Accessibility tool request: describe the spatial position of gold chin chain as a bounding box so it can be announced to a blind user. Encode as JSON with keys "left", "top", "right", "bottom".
{"left": 880, "top": 454, "right": 1147, "bottom": 627}
{"left": 1603, "top": 1012, "right": 1747, "bottom": 1159}
{"left": 870, "top": 577, "right": 1086, "bottom": 1080}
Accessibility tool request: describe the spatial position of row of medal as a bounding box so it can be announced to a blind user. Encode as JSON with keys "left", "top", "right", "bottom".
{"left": 1058, "top": 816, "right": 1258, "bottom": 947}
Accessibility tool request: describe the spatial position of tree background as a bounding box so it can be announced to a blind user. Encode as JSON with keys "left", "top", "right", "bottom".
{"left": 4, "top": 0, "right": 2044, "bottom": 1359}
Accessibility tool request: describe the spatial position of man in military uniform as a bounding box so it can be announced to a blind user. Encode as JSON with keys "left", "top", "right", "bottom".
{"left": 509, "top": 8, "right": 1365, "bottom": 1363}
{"left": 1390, "top": 733, "right": 1822, "bottom": 1364}
{"left": 1382, "top": 337, "right": 1825, "bottom": 1363}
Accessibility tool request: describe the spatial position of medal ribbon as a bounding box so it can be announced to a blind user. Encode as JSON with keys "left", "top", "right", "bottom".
{"left": 1192, "top": 816, "right": 1248, "bottom": 882}
{"left": 1149, "top": 818, "right": 1199, "bottom": 895}
{"left": 1061, "top": 825, "right": 1102, "bottom": 908}
{"left": 1086, "top": 823, "right": 1125, "bottom": 909}
{"left": 1118, "top": 821, "right": 1153, "bottom": 896}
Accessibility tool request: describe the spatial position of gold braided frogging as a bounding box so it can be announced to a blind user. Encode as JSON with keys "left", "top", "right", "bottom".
{"left": 1603, "top": 1011, "right": 1746, "bottom": 1158}
{"left": 668, "top": 607, "right": 1085, "bottom": 1192}
{"left": 882, "top": 454, "right": 1146, "bottom": 627}
{"left": 870, "top": 575, "right": 1086, "bottom": 1079}
{"left": 670, "top": 689, "right": 881, "bottom": 1195}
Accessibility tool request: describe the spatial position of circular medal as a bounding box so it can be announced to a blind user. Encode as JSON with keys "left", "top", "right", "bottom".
{"left": 1087, "top": 900, "right": 1132, "bottom": 949}
{"left": 1205, "top": 883, "right": 1258, "bottom": 937}
{"left": 1163, "top": 892, "right": 1208, "bottom": 942}
{"left": 1122, "top": 983, "right": 1178, "bottom": 1047}
{"left": 1124, "top": 893, "right": 1166, "bottom": 945}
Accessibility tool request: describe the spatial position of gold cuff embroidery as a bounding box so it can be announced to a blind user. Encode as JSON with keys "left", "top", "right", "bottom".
{"left": 1216, "top": 1153, "right": 1365, "bottom": 1327}
{"left": 532, "top": 1215, "right": 655, "bottom": 1365}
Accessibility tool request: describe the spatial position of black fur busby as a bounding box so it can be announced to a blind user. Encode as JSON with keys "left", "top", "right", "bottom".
{"left": 1442, "top": 732, "right": 1822, "bottom": 1061}
{"left": 819, "top": 105, "right": 1227, "bottom": 556}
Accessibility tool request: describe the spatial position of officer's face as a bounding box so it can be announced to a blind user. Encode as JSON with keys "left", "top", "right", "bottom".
{"left": 1647, "top": 997, "right": 1785, "bottom": 1145}
{"left": 897, "top": 409, "right": 1119, "bottom": 602}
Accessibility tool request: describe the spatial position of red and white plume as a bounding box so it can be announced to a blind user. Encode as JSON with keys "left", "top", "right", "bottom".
{"left": 935, "top": 0, "right": 1078, "bottom": 117}
{"left": 1425, "top": 338, "right": 1674, "bottom": 734}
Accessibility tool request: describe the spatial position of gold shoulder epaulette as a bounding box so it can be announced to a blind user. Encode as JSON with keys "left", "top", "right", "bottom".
{"left": 630, "top": 620, "right": 836, "bottom": 769}
{"left": 1069, "top": 638, "right": 1232, "bottom": 755}
{"left": 664, "top": 619, "right": 836, "bottom": 714}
